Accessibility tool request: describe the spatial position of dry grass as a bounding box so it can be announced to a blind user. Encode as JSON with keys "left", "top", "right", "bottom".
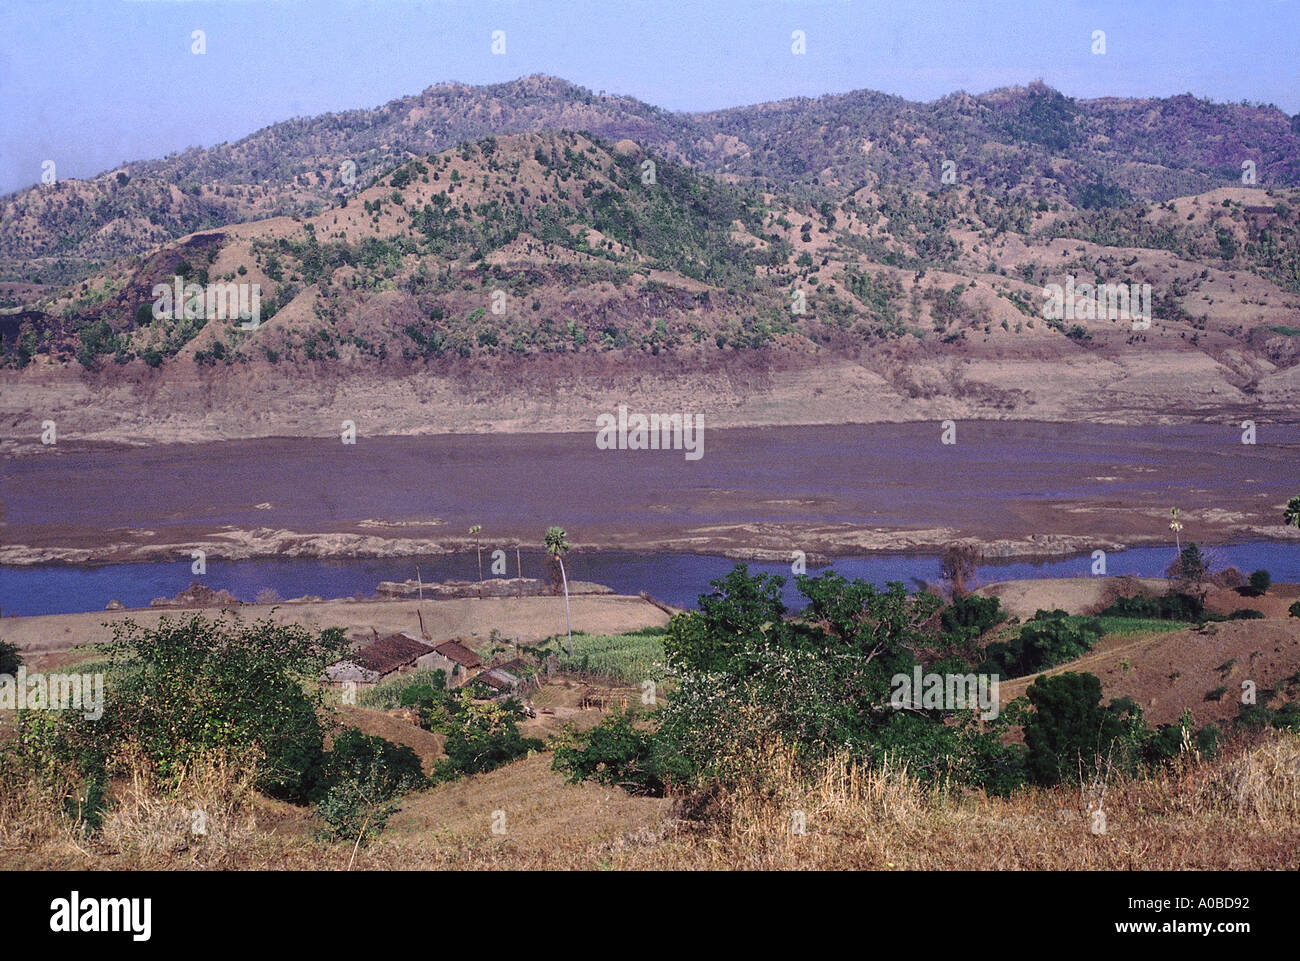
{"left": 1195, "top": 733, "right": 1300, "bottom": 825}
{"left": 4, "top": 732, "right": 1299, "bottom": 870}
{"left": 96, "top": 745, "right": 264, "bottom": 868}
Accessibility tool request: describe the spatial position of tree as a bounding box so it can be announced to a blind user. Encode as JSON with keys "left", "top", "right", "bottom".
{"left": 665, "top": 565, "right": 787, "bottom": 674}
{"left": 1247, "top": 569, "right": 1271, "bottom": 596}
{"left": 105, "top": 612, "right": 350, "bottom": 800}
{"left": 940, "top": 543, "right": 982, "bottom": 598}
{"left": 545, "top": 526, "right": 574, "bottom": 656}
{"left": 1023, "top": 672, "right": 1130, "bottom": 786}
{"left": 1284, "top": 496, "right": 1300, "bottom": 531}
{"left": 1168, "top": 543, "right": 1209, "bottom": 604}
{"left": 469, "top": 524, "right": 483, "bottom": 599}
{"left": 0, "top": 638, "right": 21, "bottom": 675}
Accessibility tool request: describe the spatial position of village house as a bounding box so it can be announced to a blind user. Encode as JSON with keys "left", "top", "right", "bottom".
{"left": 322, "top": 632, "right": 436, "bottom": 687}
{"left": 422, "top": 639, "right": 485, "bottom": 688}
{"left": 473, "top": 657, "right": 530, "bottom": 696}
{"left": 322, "top": 633, "right": 486, "bottom": 689}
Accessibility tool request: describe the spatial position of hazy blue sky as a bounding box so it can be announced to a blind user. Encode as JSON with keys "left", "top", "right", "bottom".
{"left": 2, "top": 0, "right": 1297, "bottom": 194}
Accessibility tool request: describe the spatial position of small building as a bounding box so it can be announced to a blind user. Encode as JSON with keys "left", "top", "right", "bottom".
{"left": 473, "top": 658, "right": 536, "bottom": 698}
{"left": 322, "top": 632, "right": 434, "bottom": 687}
{"left": 422, "top": 639, "right": 484, "bottom": 688}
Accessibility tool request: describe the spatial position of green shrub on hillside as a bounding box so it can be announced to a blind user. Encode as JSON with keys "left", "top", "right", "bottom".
{"left": 978, "top": 610, "right": 1103, "bottom": 678}
{"left": 434, "top": 695, "right": 542, "bottom": 782}
{"left": 102, "top": 613, "right": 349, "bottom": 801}
{"left": 940, "top": 593, "right": 1005, "bottom": 645}
{"left": 312, "top": 727, "right": 424, "bottom": 803}
{"left": 1227, "top": 609, "right": 1265, "bottom": 620}
{"left": 1101, "top": 591, "right": 1204, "bottom": 622}
{"left": 0, "top": 638, "right": 21, "bottom": 675}
{"left": 1023, "top": 673, "right": 1143, "bottom": 785}
{"left": 559, "top": 566, "right": 1019, "bottom": 796}
{"left": 552, "top": 710, "right": 662, "bottom": 794}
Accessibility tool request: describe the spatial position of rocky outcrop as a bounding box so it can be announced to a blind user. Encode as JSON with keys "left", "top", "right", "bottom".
{"left": 150, "top": 581, "right": 239, "bottom": 609}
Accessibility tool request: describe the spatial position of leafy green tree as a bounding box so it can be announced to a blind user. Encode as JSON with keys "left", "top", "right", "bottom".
{"left": 568, "top": 566, "right": 1002, "bottom": 795}
{"left": 1285, "top": 496, "right": 1300, "bottom": 531}
{"left": 0, "top": 638, "right": 21, "bottom": 675}
{"left": 1247, "top": 569, "right": 1271, "bottom": 596}
{"left": 105, "top": 612, "right": 349, "bottom": 800}
{"left": 665, "top": 565, "right": 786, "bottom": 674}
{"left": 1023, "top": 672, "right": 1140, "bottom": 786}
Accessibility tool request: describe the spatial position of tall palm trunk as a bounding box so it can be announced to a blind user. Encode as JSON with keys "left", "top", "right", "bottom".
{"left": 558, "top": 556, "right": 573, "bottom": 656}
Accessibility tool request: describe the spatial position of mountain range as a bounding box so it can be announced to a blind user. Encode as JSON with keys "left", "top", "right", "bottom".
{"left": 2, "top": 75, "right": 1298, "bottom": 442}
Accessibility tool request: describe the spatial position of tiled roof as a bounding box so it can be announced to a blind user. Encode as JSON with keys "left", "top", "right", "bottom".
{"left": 356, "top": 633, "right": 435, "bottom": 675}
{"left": 432, "top": 639, "right": 483, "bottom": 669}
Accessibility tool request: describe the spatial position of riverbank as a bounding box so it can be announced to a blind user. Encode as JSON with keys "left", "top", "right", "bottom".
{"left": 4, "top": 592, "right": 669, "bottom": 662}
{"left": 6, "top": 541, "right": 1300, "bottom": 617}
{"left": 4, "top": 422, "right": 1298, "bottom": 567}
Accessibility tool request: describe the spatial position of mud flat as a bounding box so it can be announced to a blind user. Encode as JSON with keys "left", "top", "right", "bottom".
{"left": 2, "top": 421, "right": 1298, "bottom": 566}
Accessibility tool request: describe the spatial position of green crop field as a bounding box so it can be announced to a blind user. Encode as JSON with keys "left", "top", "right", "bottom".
{"left": 553, "top": 627, "right": 667, "bottom": 683}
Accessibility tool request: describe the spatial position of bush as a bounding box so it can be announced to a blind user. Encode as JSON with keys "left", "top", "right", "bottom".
{"left": 1290, "top": 601, "right": 1300, "bottom": 618}
{"left": 1144, "top": 714, "right": 1220, "bottom": 765}
{"left": 979, "top": 610, "right": 1103, "bottom": 678}
{"left": 1237, "top": 701, "right": 1300, "bottom": 732}
{"left": 0, "top": 638, "right": 21, "bottom": 675}
{"left": 433, "top": 695, "right": 543, "bottom": 781}
{"left": 1022, "top": 672, "right": 1141, "bottom": 786}
{"left": 1227, "top": 609, "right": 1265, "bottom": 620}
{"left": 552, "top": 710, "right": 662, "bottom": 794}
{"left": 1101, "top": 590, "right": 1202, "bottom": 622}
{"left": 570, "top": 567, "right": 1012, "bottom": 796}
{"left": 101, "top": 613, "right": 349, "bottom": 801}
{"left": 940, "top": 593, "right": 1004, "bottom": 644}
{"left": 313, "top": 728, "right": 424, "bottom": 802}
{"left": 1247, "top": 570, "right": 1272, "bottom": 595}
{"left": 313, "top": 761, "right": 406, "bottom": 844}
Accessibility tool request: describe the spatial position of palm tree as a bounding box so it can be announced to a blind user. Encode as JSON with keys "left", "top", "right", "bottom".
{"left": 545, "top": 525, "right": 573, "bottom": 656}
{"left": 469, "top": 524, "right": 483, "bottom": 599}
{"left": 1285, "top": 496, "right": 1300, "bottom": 531}
{"left": 1169, "top": 507, "right": 1183, "bottom": 553}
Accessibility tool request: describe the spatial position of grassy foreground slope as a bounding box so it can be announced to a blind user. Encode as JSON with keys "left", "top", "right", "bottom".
{"left": 4, "top": 732, "right": 1297, "bottom": 870}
